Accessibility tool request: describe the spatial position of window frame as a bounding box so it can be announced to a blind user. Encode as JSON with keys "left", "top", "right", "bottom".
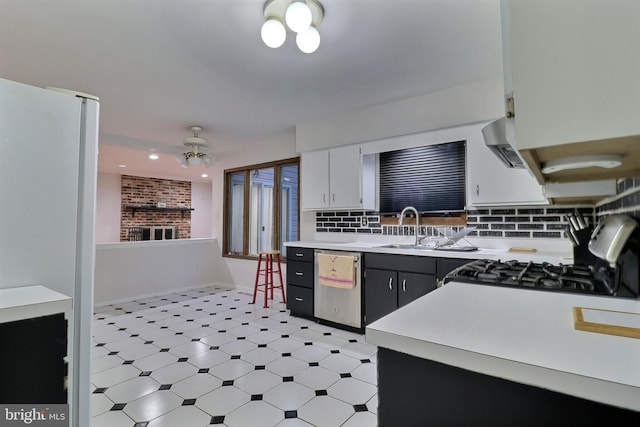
{"left": 222, "top": 156, "right": 299, "bottom": 260}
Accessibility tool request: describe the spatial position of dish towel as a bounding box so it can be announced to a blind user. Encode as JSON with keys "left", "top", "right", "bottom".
{"left": 317, "top": 253, "right": 356, "bottom": 289}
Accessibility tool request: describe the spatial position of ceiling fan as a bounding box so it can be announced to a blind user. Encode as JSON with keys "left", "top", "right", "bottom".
{"left": 176, "top": 126, "right": 212, "bottom": 168}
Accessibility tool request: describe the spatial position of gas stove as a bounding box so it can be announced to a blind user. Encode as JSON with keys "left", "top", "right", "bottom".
{"left": 443, "top": 259, "right": 618, "bottom": 296}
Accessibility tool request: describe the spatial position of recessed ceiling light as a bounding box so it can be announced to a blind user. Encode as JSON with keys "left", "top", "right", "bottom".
{"left": 148, "top": 153, "right": 159, "bottom": 160}
{"left": 201, "top": 173, "right": 208, "bottom": 178}
{"left": 118, "top": 164, "right": 127, "bottom": 168}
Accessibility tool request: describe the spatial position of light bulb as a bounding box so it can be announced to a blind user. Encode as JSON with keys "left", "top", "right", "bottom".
{"left": 261, "top": 18, "right": 286, "bottom": 48}
{"left": 285, "top": 1, "right": 312, "bottom": 33}
{"left": 188, "top": 156, "right": 203, "bottom": 166}
{"left": 296, "top": 26, "right": 320, "bottom": 53}
{"left": 203, "top": 155, "right": 213, "bottom": 168}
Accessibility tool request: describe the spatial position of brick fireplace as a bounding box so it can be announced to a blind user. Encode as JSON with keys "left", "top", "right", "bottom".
{"left": 120, "top": 175, "right": 192, "bottom": 241}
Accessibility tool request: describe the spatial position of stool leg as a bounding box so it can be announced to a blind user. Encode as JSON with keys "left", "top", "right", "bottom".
{"left": 264, "top": 254, "right": 272, "bottom": 308}
{"left": 275, "top": 253, "right": 286, "bottom": 304}
{"left": 252, "top": 253, "right": 263, "bottom": 305}
{"left": 269, "top": 254, "right": 275, "bottom": 301}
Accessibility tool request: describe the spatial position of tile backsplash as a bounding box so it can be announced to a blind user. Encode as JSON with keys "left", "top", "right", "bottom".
{"left": 315, "top": 211, "right": 383, "bottom": 234}
{"left": 315, "top": 207, "right": 593, "bottom": 239}
{"left": 596, "top": 177, "right": 640, "bottom": 220}
{"left": 315, "top": 178, "right": 640, "bottom": 240}
{"left": 466, "top": 207, "right": 593, "bottom": 239}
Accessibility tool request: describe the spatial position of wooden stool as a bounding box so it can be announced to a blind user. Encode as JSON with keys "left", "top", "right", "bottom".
{"left": 252, "top": 250, "right": 286, "bottom": 308}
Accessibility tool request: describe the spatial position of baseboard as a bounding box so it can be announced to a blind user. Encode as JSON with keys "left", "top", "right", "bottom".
{"left": 94, "top": 282, "right": 235, "bottom": 308}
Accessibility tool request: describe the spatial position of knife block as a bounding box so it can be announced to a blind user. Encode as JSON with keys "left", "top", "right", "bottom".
{"left": 573, "top": 228, "right": 597, "bottom": 266}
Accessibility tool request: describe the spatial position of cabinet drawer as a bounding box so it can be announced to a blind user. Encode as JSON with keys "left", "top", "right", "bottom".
{"left": 287, "top": 285, "right": 313, "bottom": 316}
{"left": 286, "top": 247, "right": 314, "bottom": 263}
{"left": 364, "top": 253, "right": 436, "bottom": 275}
{"left": 287, "top": 261, "right": 314, "bottom": 288}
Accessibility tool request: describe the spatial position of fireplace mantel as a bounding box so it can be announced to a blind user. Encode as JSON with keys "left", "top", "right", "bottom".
{"left": 124, "top": 205, "right": 194, "bottom": 218}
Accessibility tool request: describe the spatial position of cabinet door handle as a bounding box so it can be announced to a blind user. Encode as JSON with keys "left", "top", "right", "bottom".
{"left": 323, "top": 194, "right": 326, "bottom": 203}
{"left": 388, "top": 277, "right": 393, "bottom": 290}
{"left": 295, "top": 297, "right": 303, "bottom": 302}
{"left": 402, "top": 279, "right": 406, "bottom": 292}
{"left": 332, "top": 193, "right": 335, "bottom": 202}
{"left": 295, "top": 272, "right": 304, "bottom": 276}
{"left": 476, "top": 184, "right": 480, "bottom": 196}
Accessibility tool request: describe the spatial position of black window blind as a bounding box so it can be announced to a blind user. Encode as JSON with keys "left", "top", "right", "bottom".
{"left": 379, "top": 140, "right": 466, "bottom": 214}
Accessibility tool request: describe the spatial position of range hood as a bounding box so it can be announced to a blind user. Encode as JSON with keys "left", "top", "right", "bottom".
{"left": 481, "top": 118, "right": 619, "bottom": 204}
{"left": 481, "top": 118, "right": 524, "bottom": 169}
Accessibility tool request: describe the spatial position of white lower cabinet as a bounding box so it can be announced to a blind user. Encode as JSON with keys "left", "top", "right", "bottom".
{"left": 301, "top": 145, "right": 375, "bottom": 211}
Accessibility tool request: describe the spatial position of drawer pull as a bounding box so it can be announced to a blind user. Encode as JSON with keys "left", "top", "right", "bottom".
{"left": 295, "top": 272, "right": 304, "bottom": 276}
{"left": 295, "top": 297, "right": 304, "bottom": 302}
{"left": 296, "top": 253, "right": 304, "bottom": 257}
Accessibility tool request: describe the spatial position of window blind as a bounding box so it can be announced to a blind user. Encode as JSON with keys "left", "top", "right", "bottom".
{"left": 379, "top": 140, "right": 466, "bottom": 214}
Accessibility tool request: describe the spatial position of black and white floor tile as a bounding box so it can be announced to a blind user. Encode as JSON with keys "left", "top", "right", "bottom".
{"left": 92, "top": 287, "right": 378, "bottom": 427}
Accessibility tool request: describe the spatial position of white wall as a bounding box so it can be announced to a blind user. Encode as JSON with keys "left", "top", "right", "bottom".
{"left": 295, "top": 78, "right": 504, "bottom": 152}
{"left": 96, "top": 173, "right": 121, "bottom": 243}
{"left": 191, "top": 181, "right": 213, "bottom": 238}
{"left": 95, "top": 172, "right": 212, "bottom": 243}
{"left": 94, "top": 238, "right": 219, "bottom": 305}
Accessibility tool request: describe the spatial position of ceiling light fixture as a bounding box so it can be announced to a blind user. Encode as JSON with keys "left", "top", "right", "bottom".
{"left": 261, "top": 0, "right": 324, "bottom": 54}
{"left": 148, "top": 152, "right": 159, "bottom": 160}
{"left": 176, "top": 126, "right": 213, "bottom": 168}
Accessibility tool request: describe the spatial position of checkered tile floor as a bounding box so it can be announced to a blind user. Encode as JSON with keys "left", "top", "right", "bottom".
{"left": 92, "top": 286, "right": 378, "bottom": 426}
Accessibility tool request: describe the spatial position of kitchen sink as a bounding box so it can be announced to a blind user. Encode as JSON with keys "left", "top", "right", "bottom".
{"left": 379, "top": 243, "right": 478, "bottom": 252}
{"left": 378, "top": 244, "right": 433, "bottom": 250}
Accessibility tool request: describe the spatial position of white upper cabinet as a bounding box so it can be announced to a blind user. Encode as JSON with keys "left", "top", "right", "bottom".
{"left": 301, "top": 149, "right": 330, "bottom": 209}
{"left": 503, "top": 0, "right": 640, "bottom": 184}
{"left": 301, "top": 145, "right": 376, "bottom": 211}
{"left": 466, "top": 131, "right": 547, "bottom": 206}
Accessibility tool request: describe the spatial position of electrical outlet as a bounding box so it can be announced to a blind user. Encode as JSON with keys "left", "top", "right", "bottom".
{"left": 361, "top": 217, "right": 368, "bottom": 226}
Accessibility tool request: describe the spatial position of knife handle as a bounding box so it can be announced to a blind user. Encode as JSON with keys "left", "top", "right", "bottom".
{"left": 574, "top": 209, "right": 587, "bottom": 229}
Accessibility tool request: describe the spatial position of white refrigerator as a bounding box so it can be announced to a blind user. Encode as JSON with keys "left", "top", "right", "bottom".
{"left": 0, "top": 77, "right": 99, "bottom": 427}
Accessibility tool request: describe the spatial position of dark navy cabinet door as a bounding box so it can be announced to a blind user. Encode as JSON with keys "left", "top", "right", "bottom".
{"left": 364, "top": 268, "right": 398, "bottom": 325}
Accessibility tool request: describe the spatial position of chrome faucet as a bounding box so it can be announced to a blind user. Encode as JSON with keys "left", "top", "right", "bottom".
{"left": 399, "top": 206, "right": 425, "bottom": 246}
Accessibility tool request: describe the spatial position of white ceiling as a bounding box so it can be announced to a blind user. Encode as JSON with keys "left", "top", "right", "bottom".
{"left": 0, "top": 0, "right": 503, "bottom": 183}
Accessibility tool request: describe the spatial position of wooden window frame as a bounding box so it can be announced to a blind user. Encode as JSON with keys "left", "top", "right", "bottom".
{"left": 223, "top": 157, "right": 299, "bottom": 260}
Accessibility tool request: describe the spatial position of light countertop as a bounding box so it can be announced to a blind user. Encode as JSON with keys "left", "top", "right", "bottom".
{"left": 284, "top": 240, "right": 571, "bottom": 264}
{"left": 0, "top": 285, "right": 72, "bottom": 323}
{"left": 365, "top": 282, "right": 640, "bottom": 411}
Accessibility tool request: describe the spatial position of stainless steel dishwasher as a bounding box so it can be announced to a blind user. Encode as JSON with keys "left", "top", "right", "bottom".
{"left": 314, "top": 249, "right": 362, "bottom": 329}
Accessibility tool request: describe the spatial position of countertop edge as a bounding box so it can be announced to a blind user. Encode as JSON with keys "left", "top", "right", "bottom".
{"left": 365, "top": 282, "right": 640, "bottom": 412}
{"left": 365, "top": 326, "right": 640, "bottom": 412}
{"left": 0, "top": 285, "right": 72, "bottom": 324}
{"left": 284, "top": 241, "right": 572, "bottom": 263}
